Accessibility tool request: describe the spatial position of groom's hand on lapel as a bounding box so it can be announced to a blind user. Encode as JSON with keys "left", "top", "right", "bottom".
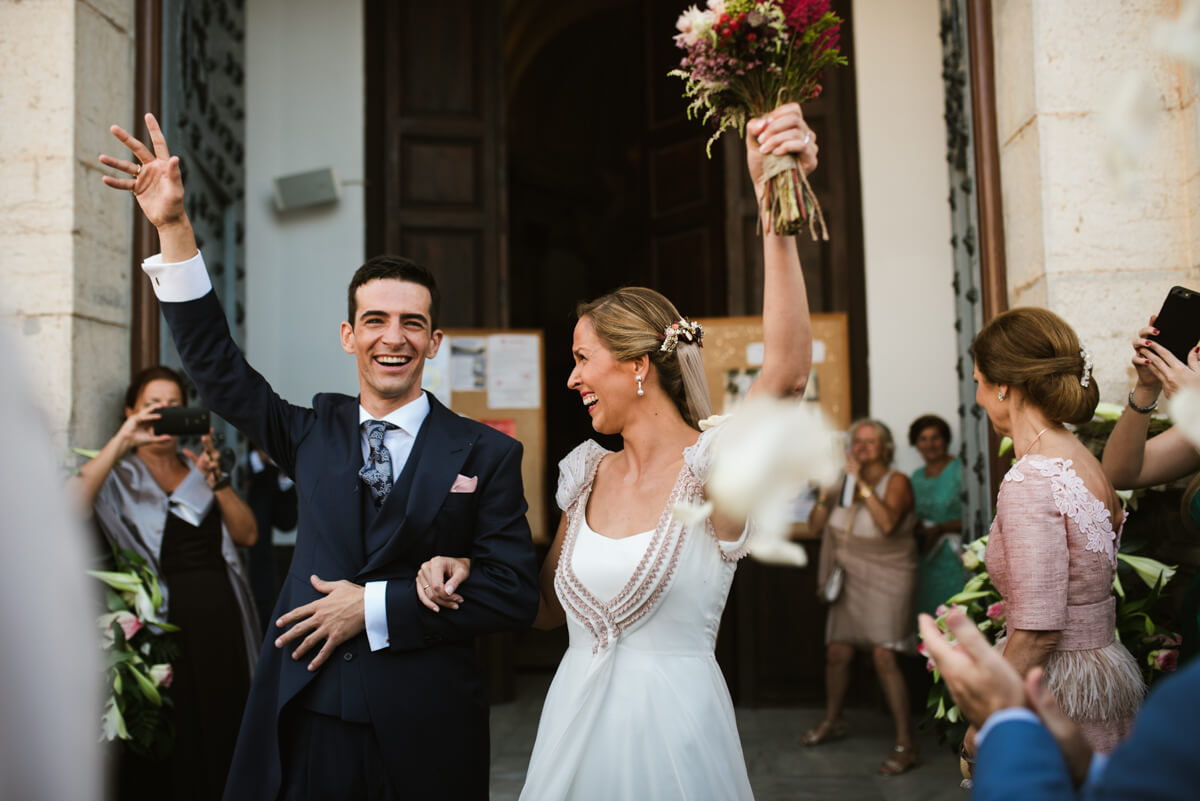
{"left": 275, "top": 575, "right": 366, "bottom": 671}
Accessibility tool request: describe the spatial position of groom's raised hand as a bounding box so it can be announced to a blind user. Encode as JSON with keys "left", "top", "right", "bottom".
{"left": 100, "top": 112, "right": 196, "bottom": 263}
{"left": 275, "top": 575, "right": 366, "bottom": 671}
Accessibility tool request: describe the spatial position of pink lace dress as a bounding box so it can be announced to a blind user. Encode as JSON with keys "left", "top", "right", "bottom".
{"left": 519, "top": 432, "right": 754, "bottom": 801}
{"left": 987, "top": 455, "right": 1145, "bottom": 752}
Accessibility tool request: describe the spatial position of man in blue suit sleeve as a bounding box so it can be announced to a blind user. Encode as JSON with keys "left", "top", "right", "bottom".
{"left": 919, "top": 610, "right": 1198, "bottom": 801}
{"left": 102, "top": 114, "right": 539, "bottom": 800}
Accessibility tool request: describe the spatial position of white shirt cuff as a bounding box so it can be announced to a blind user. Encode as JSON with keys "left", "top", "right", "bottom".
{"left": 364, "top": 580, "right": 390, "bottom": 651}
{"left": 976, "top": 706, "right": 1040, "bottom": 748}
{"left": 142, "top": 251, "right": 212, "bottom": 302}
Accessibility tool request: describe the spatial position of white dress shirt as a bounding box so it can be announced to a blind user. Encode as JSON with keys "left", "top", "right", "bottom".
{"left": 142, "top": 249, "right": 427, "bottom": 653}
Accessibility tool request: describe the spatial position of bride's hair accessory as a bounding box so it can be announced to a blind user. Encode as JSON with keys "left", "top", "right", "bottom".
{"left": 659, "top": 318, "right": 704, "bottom": 353}
{"left": 1079, "top": 345, "right": 1094, "bottom": 388}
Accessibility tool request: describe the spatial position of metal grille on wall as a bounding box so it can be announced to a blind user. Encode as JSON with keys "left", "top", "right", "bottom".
{"left": 940, "top": 0, "right": 992, "bottom": 540}
{"left": 159, "top": 0, "right": 246, "bottom": 459}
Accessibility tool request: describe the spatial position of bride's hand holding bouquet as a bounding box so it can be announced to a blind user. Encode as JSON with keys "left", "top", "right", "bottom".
{"left": 672, "top": 0, "right": 844, "bottom": 239}
{"left": 745, "top": 103, "right": 818, "bottom": 230}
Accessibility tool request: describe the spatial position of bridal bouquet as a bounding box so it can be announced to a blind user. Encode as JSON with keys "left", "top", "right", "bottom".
{"left": 670, "top": 0, "right": 846, "bottom": 239}
{"left": 91, "top": 549, "right": 180, "bottom": 757}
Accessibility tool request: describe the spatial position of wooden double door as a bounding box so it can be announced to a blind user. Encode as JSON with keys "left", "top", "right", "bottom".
{"left": 366, "top": 0, "right": 866, "bottom": 705}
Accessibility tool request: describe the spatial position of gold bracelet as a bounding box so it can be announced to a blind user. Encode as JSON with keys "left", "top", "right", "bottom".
{"left": 859, "top": 486, "right": 874, "bottom": 500}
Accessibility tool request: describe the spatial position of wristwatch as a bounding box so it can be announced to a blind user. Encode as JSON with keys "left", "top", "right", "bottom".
{"left": 859, "top": 485, "right": 874, "bottom": 500}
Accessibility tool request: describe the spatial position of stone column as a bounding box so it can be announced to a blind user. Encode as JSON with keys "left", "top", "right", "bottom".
{"left": 994, "top": 0, "right": 1200, "bottom": 403}
{"left": 0, "top": 0, "right": 136, "bottom": 457}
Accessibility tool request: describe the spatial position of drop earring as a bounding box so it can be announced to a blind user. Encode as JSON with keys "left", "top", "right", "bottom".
{"left": 636, "top": 374, "right": 644, "bottom": 397}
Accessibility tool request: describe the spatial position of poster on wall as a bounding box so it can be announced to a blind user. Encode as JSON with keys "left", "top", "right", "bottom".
{"left": 486, "top": 334, "right": 540, "bottom": 409}
{"left": 420, "top": 335, "right": 452, "bottom": 408}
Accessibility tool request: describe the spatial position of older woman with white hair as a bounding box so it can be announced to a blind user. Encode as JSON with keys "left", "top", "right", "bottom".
{"left": 806, "top": 418, "right": 919, "bottom": 775}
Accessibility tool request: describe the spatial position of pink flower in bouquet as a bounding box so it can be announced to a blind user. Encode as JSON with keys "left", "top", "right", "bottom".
{"left": 986, "top": 601, "right": 1006, "bottom": 621}
{"left": 100, "top": 610, "right": 142, "bottom": 643}
{"left": 707, "top": 0, "right": 726, "bottom": 13}
{"left": 1152, "top": 649, "right": 1179, "bottom": 673}
{"left": 149, "top": 663, "right": 174, "bottom": 688}
{"left": 934, "top": 603, "right": 949, "bottom": 618}
{"left": 781, "top": 0, "right": 829, "bottom": 30}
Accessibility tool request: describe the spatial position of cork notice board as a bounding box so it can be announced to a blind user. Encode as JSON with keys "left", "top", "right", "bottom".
{"left": 700, "top": 313, "right": 851, "bottom": 429}
{"left": 430, "top": 329, "right": 547, "bottom": 544}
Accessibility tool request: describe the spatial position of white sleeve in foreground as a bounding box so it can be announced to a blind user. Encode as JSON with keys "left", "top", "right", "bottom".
{"left": 142, "top": 251, "right": 212, "bottom": 302}
{"left": 364, "top": 580, "right": 390, "bottom": 651}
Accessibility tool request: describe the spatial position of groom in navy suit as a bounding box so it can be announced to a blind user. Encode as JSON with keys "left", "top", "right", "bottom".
{"left": 920, "top": 609, "right": 1198, "bottom": 801}
{"left": 102, "top": 115, "right": 539, "bottom": 800}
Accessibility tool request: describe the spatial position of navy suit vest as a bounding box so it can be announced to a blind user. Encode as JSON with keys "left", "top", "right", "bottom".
{"left": 297, "top": 420, "right": 430, "bottom": 722}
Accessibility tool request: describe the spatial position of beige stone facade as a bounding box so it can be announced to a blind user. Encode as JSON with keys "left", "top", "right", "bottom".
{"left": 994, "top": 0, "right": 1200, "bottom": 404}
{"left": 0, "top": 0, "right": 135, "bottom": 457}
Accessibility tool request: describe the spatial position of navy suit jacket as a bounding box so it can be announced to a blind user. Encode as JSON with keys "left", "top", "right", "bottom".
{"left": 975, "top": 659, "right": 1200, "bottom": 801}
{"left": 159, "top": 290, "right": 539, "bottom": 801}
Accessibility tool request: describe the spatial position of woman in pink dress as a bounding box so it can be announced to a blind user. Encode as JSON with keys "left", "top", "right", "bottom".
{"left": 969, "top": 308, "right": 1144, "bottom": 753}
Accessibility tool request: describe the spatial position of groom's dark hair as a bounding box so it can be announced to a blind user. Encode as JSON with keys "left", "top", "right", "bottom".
{"left": 347, "top": 255, "right": 441, "bottom": 330}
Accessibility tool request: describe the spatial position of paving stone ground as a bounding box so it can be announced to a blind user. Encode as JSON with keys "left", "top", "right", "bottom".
{"left": 489, "top": 672, "right": 964, "bottom": 801}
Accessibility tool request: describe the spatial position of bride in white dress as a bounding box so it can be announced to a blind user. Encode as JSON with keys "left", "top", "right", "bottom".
{"left": 418, "top": 104, "right": 817, "bottom": 800}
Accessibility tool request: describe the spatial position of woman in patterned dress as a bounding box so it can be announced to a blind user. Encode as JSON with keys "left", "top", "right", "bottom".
{"left": 968, "top": 308, "right": 1144, "bottom": 754}
{"left": 418, "top": 104, "right": 817, "bottom": 801}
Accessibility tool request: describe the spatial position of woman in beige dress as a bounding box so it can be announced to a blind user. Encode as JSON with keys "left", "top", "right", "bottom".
{"left": 807, "top": 418, "right": 919, "bottom": 775}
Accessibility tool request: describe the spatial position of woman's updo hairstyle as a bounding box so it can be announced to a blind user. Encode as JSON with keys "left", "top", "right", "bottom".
{"left": 970, "top": 307, "right": 1099, "bottom": 426}
{"left": 577, "top": 287, "right": 712, "bottom": 429}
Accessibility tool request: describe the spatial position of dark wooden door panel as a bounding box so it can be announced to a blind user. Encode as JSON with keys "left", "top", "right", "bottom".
{"left": 366, "top": 0, "right": 505, "bottom": 328}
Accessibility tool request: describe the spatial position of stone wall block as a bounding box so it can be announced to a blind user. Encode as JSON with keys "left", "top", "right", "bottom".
{"left": 71, "top": 314, "right": 129, "bottom": 451}
{"left": 0, "top": 0, "right": 74, "bottom": 157}
{"left": 73, "top": 160, "right": 132, "bottom": 326}
{"left": 82, "top": 0, "right": 135, "bottom": 36}
{"left": 0, "top": 157, "right": 76, "bottom": 237}
{"left": 1045, "top": 270, "right": 1195, "bottom": 404}
{"left": 998, "top": 118, "right": 1046, "bottom": 306}
{"left": 1, "top": 233, "right": 75, "bottom": 317}
{"left": 1035, "top": 0, "right": 1180, "bottom": 114}
{"left": 993, "top": 0, "right": 1037, "bottom": 143}
{"left": 1039, "top": 112, "right": 1187, "bottom": 276}
{"left": 75, "top": 0, "right": 135, "bottom": 163}
{"left": 10, "top": 312, "right": 75, "bottom": 452}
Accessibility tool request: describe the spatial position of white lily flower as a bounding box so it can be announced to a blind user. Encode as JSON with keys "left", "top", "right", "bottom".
{"left": 101, "top": 697, "right": 129, "bottom": 741}
{"left": 1118, "top": 553, "right": 1177, "bottom": 589}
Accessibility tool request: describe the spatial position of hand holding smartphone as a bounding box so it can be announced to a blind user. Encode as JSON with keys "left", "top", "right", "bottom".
{"left": 152, "top": 407, "right": 210, "bottom": 436}
{"left": 1147, "top": 286, "right": 1200, "bottom": 363}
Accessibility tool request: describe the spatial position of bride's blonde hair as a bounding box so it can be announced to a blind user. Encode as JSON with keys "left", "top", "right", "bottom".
{"left": 577, "top": 287, "right": 712, "bottom": 430}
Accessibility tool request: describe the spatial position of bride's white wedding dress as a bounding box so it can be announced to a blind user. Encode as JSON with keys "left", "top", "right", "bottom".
{"left": 519, "top": 429, "right": 755, "bottom": 801}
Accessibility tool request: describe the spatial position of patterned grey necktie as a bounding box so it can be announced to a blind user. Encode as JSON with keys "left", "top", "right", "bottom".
{"left": 359, "top": 419, "right": 398, "bottom": 505}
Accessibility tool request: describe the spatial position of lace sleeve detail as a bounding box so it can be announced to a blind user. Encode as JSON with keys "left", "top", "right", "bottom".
{"left": 555, "top": 440, "right": 611, "bottom": 511}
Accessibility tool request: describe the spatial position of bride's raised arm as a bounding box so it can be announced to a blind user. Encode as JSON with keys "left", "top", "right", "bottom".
{"left": 743, "top": 103, "right": 816, "bottom": 401}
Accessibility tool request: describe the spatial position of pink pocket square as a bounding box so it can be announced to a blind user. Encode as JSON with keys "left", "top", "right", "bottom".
{"left": 450, "top": 474, "right": 478, "bottom": 494}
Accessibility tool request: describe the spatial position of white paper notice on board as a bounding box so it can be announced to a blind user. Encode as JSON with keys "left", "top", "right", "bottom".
{"left": 745, "top": 342, "right": 764, "bottom": 366}
{"left": 812, "top": 340, "right": 827, "bottom": 364}
{"left": 450, "top": 337, "right": 488, "bottom": 393}
{"left": 421, "top": 335, "right": 453, "bottom": 407}
{"left": 487, "top": 334, "right": 540, "bottom": 409}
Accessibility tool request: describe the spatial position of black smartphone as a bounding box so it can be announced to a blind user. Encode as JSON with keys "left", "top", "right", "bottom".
{"left": 1148, "top": 286, "right": 1200, "bottom": 363}
{"left": 152, "top": 407, "right": 210, "bottom": 436}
